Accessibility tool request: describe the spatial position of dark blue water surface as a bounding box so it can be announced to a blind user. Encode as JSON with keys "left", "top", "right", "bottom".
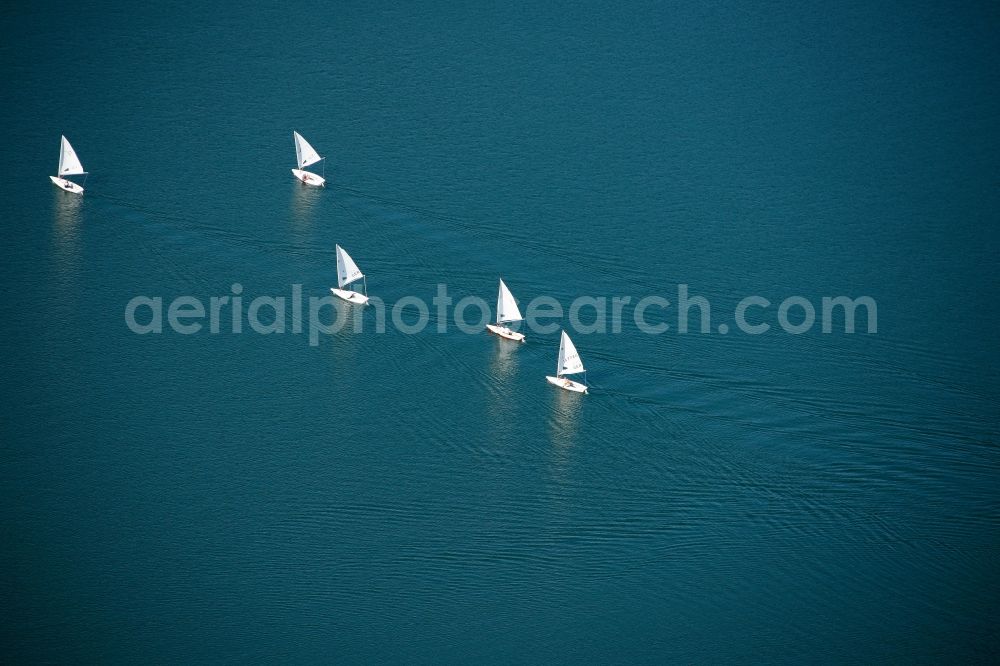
{"left": 2, "top": 1, "right": 998, "bottom": 662}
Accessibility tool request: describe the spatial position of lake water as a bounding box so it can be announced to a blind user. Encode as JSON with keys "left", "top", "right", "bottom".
{"left": 2, "top": 1, "right": 998, "bottom": 662}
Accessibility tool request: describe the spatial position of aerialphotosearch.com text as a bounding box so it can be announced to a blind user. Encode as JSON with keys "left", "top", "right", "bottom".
{"left": 124, "top": 283, "right": 877, "bottom": 346}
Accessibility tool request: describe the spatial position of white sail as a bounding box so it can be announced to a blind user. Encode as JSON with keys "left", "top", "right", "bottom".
{"left": 497, "top": 279, "right": 522, "bottom": 324}
{"left": 336, "top": 244, "right": 364, "bottom": 288}
{"left": 556, "top": 330, "right": 585, "bottom": 376}
{"left": 58, "top": 135, "right": 85, "bottom": 176}
{"left": 293, "top": 131, "right": 322, "bottom": 169}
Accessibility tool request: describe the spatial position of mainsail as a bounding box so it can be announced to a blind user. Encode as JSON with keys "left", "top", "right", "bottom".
{"left": 556, "top": 330, "right": 585, "bottom": 376}
{"left": 336, "top": 245, "right": 364, "bottom": 288}
{"left": 293, "top": 131, "right": 322, "bottom": 169}
{"left": 59, "top": 136, "right": 85, "bottom": 176}
{"left": 497, "top": 279, "right": 522, "bottom": 324}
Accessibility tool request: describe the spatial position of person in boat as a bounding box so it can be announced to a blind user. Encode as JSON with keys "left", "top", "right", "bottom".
{"left": 564, "top": 379, "right": 573, "bottom": 388}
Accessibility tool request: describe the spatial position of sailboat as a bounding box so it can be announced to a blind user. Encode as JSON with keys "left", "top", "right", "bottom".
{"left": 291, "top": 131, "right": 326, "bottom": 187}
{"left": 330, "top": 244, "right": 369, "bottom": 305}
{"left": 546, "top": 330, "right": 588, "bottom": 393}
{"left": 49, "top": 135, "right": 87, "bottom": 194}
{"left": 486, "top": 278, "right": 525, "bottom": 342}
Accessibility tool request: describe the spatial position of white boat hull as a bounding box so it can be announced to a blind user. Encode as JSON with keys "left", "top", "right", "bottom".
{"left": 486, "top": 323, "right": 525, "bottom": 342}
{"left": 331, "top": 288, "right": 369, "bottom": 305}
{"left": 292, "top": 168, "right": 325, "bottom": 187}
{"left": 50, "top": 176, "right": 84, "bottom": 194}
{"left": 546, "top": 375, "right": 588, "bottom": 394}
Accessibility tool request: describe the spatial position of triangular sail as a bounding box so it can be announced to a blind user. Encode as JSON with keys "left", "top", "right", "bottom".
{"left": 497, "top": 279, "right": 522, "bottom": 324}
{"left": 58, "top": 136, "right": 85, "bottom": 176}
{"left": 293, "top": 131, "right": 322, "bottom": 169}
{"left": 557, "top": 330, "right": 585, "bottom": 376}
{"left": 336, "top": 245, "right": 364, "bottom": 288}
